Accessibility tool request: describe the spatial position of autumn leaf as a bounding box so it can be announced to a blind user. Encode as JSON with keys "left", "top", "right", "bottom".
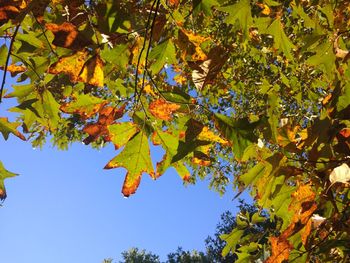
{"left": 105, "top": 131, "right": 154, "bottom": 197}
{"left": 0, "top": 64, "right": 26, "bottom": 77}
{"left": 48, "top": 51, "right": 104, "bottom": 86}
{"left": 0, "top": 0, "right": 26, "bottom": 26}
{"left": 0, "top": 117, "right": 26, "bottom": 140}
{"left": 108, "top": 122, "right": 139, "bottom": 149}
{"left": 46, "top": 22, "right": 92, "bottom": 50}
{"left": 0, "top": 161, "right": 17, "bottom": 200}
{"left": 60, "top": 94, "right": 107, "bottom": 119}
{"left": 265, "top": 236, "right": 292, "bottom": 263}
{"left": 149, "top": 99, "right": 180, "bottom": 121}
{"left": 83, "top": 104, "right": 126, "bottom": 145}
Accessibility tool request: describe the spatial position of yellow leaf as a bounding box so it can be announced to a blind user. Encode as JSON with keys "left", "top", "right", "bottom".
{"left": 198, "top": 126, "right": 228, "bottom": 145}
{"left": 149, "top": 99, "right": 180, "bottom": 121}
{"left": 329, "top": 163, "right": 350, "bottom": 184}
{"left": 48, "top": 50, "right": 104, "bottom": 86}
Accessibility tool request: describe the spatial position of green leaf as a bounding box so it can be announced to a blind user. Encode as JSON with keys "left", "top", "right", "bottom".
{"left": 4, "top": 84, "right": 35, "bottom": 101}
{"left": 336, "top": 83, "right": 350, "bottom": 112}
{"left": 108, "top": 122, "right": 139, "bottom": 149}
{"left": 0, "top": 161, "right": 18, "bottom": 200}
{"left": 306, "top": 42, "right": 336, "bottom": 79}
{"left": 266, "top": 19, "right": 296, "bottom": 60}
{"left": 0, "top": 44, "right": 8, "bottom": 66}
{"left": 220, "top": 228, "right": 244, "bottom": 257}
{"left": 217, "top": 0, "right": 252, "bottom": 38}
{"left": 60, "top": 93, "right": 106, "bottom": 118}
{"left": 17, "top": 31, "right": 44, "bottom": 49}
{"left": 149, "top": 39, "right": 177, "bottom": 74}
{"left": 0, "top": 117, "right": 26, "bottom": 141}
{"left": 105, "top": 131, "right": 154, "bottom": 197}
{"left": 41, "top": 90, "right": 60, "bottom": 131}
{"left": 193, "top": 0, "right": 219, "bottom": 16}
{"left": 214, "top": 114, "right": 258, "bottom": 160}
{"left": 101, "top": 44, "right": 130, "bottom": 71}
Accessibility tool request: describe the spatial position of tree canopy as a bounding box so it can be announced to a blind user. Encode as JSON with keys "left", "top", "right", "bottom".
{"left": 0, "top": 0, "right": 350, "bottom": 262}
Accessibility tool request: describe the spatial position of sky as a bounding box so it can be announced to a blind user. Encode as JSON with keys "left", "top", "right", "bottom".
{"left": 0, "top": 81, "right": 245, "bottom": 262}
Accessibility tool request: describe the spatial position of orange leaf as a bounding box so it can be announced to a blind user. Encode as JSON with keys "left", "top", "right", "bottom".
{"left": 83, "top": 104, "right": 125, "bottom": 144}
{"left": 0, "top": 0, "right": 25, "bottom": 26}
{"left": 339, "top": 128, "right": 350, "bottom": 138}
{"left": 48, "top": 51, "right": 104, "bottom": 86}
{"left": 149, "top": 99, "right": 180, "bottom": 121}
{"left": 0, "top": 64, "right": 26, "bottom": 77}
{"left": 46, "top": 22, "right": 92, "bottom": 50}
{"left": 265, "top": 236, "right": 292, "bottom": 263}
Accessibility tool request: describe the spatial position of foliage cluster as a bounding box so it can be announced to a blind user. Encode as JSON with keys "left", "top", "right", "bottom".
{"left": 0, "top": 0, "right": 350, "bottom": 261}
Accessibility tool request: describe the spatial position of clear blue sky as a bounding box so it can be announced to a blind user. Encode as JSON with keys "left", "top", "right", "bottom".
{"left": 0, "top": 91, "right": 245, "bottom": 262}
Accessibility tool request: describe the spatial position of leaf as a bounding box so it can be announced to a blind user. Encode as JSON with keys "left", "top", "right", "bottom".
{"left": 0, "top": 117, "right": 26, "bottom": 140}
{"left": 220, "top": 229, "right": 244, "bottom": 257}
{"left": 214, "top": 114, "right": 258, "bottom": 160}
{"left": 266, "top": 19, "right": 296, "bottom": 60}
{"left": 60, "top": 93, "right": 107, "bottom": 119}
{"left": 336, "top": 83, "right": 350, "bottom": 112}
{"left": 41, "top": 89, "right": 61, "bottom": 131}
{"left": 108, "top": 122, "right": 139, "bottom": 149}
{"left": 152, "top": 129, "right": 191, "bottom": 180}
{"left": 0, "top": 161, "right": 17, "bottom": 200}
{"left": 148, "top": 39, "right": 177, "bottom": 73}
{"left": 46, "top": 22, "right": 92, "bottom": 50}
{"left": 149, "top": 99, "right": 180, "bottom": 121}
{"left": 48, "top": 51, "right": 104, "bottom": 86}
{"left": 101, "top": 44, "right": 130, "bottom": 70}
{"left": 190, "top": 46, "right": 229, "bottom": 90}
{"left": 83, "top": 104, "right": 126, "bottom": 145}
{"left": 193, "top": 0, "right": 219, "bottom": 16}
{"left": 0, "top": 64, "right": 27, "bottom": 76}
{"left": 329, "top": 163, "right": 350, "bottom": 184}
{"left": 217, "top": 0, "right": 253, "bottom": 38}
{"left": 265, "top": 236, "right": 293, "bottom": 263}
{"left": 104, "top": 131, "right": 154, "bottom": 196}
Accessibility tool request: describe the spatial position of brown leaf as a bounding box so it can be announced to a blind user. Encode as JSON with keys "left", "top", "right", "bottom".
{"left": 0, "top": 0, "right": 25, "bottom": 26}
{"left": 149, "top": 99, "right": 180, "bottom": 121}
{"left": 83, "top": 104, "right": 126, "bottom": 144}
{"left": 46, "top": 22, "right": 92, "bottom": 50}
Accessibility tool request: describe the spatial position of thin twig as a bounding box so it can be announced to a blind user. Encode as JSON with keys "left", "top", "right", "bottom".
{"left": 34, "top": 16, "right": 57, "bottom": 56}
{"left": 0, "top": 25, "right": 20, "bottom": 103}
{"left": 137, "top": 0, "right": 161, "bottom": 103}
{"left": 134, "top": 0, "right": 158, "bottom": 99}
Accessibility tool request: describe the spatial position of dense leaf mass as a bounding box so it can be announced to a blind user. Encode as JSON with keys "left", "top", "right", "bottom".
{"left": 0, "top": 0, "right": 350, "bottom": 261}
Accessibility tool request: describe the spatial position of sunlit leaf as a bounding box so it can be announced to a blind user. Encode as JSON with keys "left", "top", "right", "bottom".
{"left": 0, "top": 161, "right": 17, "bottom": 200}
{"left": 105, "top": 131, "right": 154, "bottom": 196}
{"left": 0, "top": 117, "right": 25, "bottom": 140}
{"left": 149, "top": 99, "right": 180, "bottom": 121}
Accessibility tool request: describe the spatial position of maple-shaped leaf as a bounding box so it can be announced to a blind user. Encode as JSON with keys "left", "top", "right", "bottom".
{"left": 265, "top": 236, "right": 293, "bottom": 263}
{"left": 148, "top": 38, "right": 177, "bottom": 73}
{"left": 48, "top": 51, "right": 104, "bottom": 86}
{"left": 0, "top": 117, "right": 26, "bottom": 141}
{"left": 152, "top": 129, "right": 191, "bottom": 180}
{"left": 83, "top": 104, "right": 125, "bottom": 144}
{"left": 266, "top": 19, "right": 296, "bottom": 60}
{"left": 60, "top": 94, "right": 106, "bottom": 119}
{"left": 46, "top": 22, "right": 92, "bottom": 50}
{"left": 105, "top": 131, "right": 154, "bottom": 197}
{"left": 149, "top": 99, "right": 180, "bottom": 121}
{"left": 217, "top": 0, "right": 253, "bottom": 38}
{"left": 0, "top": 161, "right": 17, "bottom": 200}
{"left": 108, "top": 122, "right": 139, "bottom": 149}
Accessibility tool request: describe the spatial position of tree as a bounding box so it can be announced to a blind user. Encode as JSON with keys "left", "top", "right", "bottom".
{"left": 120, "top": 248, "right": 160, "bottom": 263}
{"left": 1, "top": 0, "right": 350, "bottom": 261}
